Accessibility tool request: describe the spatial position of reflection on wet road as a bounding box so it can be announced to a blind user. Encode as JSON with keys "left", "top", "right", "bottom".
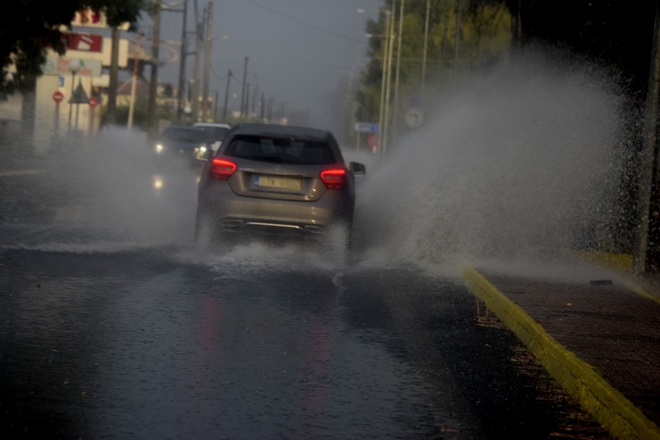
{"left": 0, "top": 250, "right": 477, "bottom": 439}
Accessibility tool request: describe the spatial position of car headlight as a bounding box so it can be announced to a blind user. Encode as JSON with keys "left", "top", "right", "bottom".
{"left": 155, "top": 144, "right": 164, "bottom": 153}
{"left": 199, "top": 146, "right": 207, "bottom": 153}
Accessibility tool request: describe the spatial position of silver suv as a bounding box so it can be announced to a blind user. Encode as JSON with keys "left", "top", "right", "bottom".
{"left": 195, "top": 124, "right": 365, "bottom": 247}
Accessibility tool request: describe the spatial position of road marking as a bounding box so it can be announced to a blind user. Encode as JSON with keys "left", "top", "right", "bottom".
{"left": 0, "top": 169, "right": 46, "bottom": 177}
{"left": 462, "top": 266, "right": 660, "bottom": 440}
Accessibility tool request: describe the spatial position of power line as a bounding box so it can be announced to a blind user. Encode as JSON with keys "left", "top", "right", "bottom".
{"left": 242, "top": 0, "right": 366, "bottom": 45}
{"left": 210, "top": 66, "right": 226, "bottom": 80}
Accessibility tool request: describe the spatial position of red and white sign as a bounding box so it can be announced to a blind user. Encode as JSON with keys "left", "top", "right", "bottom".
{"left": 53, "top": 91, "right": 64, "bottom": 103}
{"left": 64, "top": 33, "right": 103, "bottom": 52}
{"left": 367, "top": 134, "right": 379, "bottom": 148}
{"left": 88, "top": 97, "right": 98, "bottom": 108}
{"left": 71, "top": 9, "right": 105, "bottom": 28}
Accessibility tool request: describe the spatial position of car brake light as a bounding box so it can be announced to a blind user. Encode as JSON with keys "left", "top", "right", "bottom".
{"left": 320, "top": 168, "right": 346, "bottom": 189}
{"left": 210, "top": 158, "right": 237, "bottom": 180}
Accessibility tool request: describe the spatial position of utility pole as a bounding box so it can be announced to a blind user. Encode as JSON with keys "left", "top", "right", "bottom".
{"left": 177, "top": 0, "right": 188, "bottom": 120}
{"left": 392, "top": 0, "right": 405, "bottom": 146}
{"left": 147, "top": 0, "right": 162, "bottom": 136}
{"left": 377, "top": 9, "right": 392, "bottom": 156}
{"left": 106, "top": 27, "right": 121, "bottom": 125}
{"left": 245, "top": 83, "right": 250, "bottom": 118}
{"left": 634, "top": 0, "right": 660, "bottom": 273}
{"left": 202, "top": 2, "right": 213, "bottom": 122}
{"left": 454, "top": 0, "right": 462, "bottom": 69}
{"left": 222, "top": 69, "right": 231, "bottom": 122}
{"left": 382, "top": 0, "right": 397, "bottom": 156}
{"left": 421, "top": 0, "right": 431, "bottom": 96}
{"left": 214, "top": 90, "right": 219, "bottom": 121}
{"left": 252, "top": 84, "right": 258, "bottom": 116}
{"left": 240, "top": 56, "right": 249, "bottom": 116}
{"left": 128, "top": 35, "right": 141, "bottom": 129}
{"left": 260, "top": 92, "right": 265, "bottom": 120}
{"left": 267, "top": 97, "right": 273, "bottom": 121}
{"left": 191, "top": 0, "right": 204, "bottom": 122}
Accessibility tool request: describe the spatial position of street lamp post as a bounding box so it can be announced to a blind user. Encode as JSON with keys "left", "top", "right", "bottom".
{"left": 67, "top": 60, "right": 81, "bottom": 135}
{"left": 377, "top": 11, "right": 392, "bottom": 157}
{"left": 382, "top": 0, "right": 397, "bottom": 156}
{"left": 421, "top": 0, "right": 431, "bottom": 97}
{"left": 392, "top": 0, "right": 406, "bottom": 147}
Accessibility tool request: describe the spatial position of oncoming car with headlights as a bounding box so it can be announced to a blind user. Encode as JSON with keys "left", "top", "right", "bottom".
{"left": 154, "top": 126, "right": 210, "bottom": 161}
{"left": 195, "top": 124, "right": 366, "bottom": 249}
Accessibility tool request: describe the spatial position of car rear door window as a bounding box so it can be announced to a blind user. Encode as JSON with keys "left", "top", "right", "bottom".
{"left": 224, "top": 135, "right": 336, "bottom": 165}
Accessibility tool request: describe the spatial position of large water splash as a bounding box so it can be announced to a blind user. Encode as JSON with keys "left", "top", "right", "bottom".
{"left": 353, "top": 52, "right": 627, "bottom": 268}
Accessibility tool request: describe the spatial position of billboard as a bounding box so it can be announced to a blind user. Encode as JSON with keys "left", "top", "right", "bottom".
{"left": 64, "top": 33, "right": 103, "bottom": 52}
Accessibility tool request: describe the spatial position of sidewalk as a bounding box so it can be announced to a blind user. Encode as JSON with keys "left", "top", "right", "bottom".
{"left": 463, "top": 263, "right": 660, "bottom": 440}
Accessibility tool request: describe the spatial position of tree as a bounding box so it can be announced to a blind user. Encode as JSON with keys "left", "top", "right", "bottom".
{"left": 506, "top": 0, "right": 655, "bottom": 94}
{"left": 357, "top": 0, "right": 512, "bottom": 125}
{"left": 0, "top": 0, "right": 154, "bottom": 93}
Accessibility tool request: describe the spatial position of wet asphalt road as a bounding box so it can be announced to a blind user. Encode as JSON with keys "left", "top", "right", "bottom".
{"left": 0, "top": 145, "right": 608, "bottom": 439}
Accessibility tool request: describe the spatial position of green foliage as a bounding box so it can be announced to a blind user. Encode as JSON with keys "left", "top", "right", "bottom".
{"left": 1, "top": 0, "right": 154, "bottom": 93}
{"left": 357, "top": 0, "right": 513, "bottom": 125}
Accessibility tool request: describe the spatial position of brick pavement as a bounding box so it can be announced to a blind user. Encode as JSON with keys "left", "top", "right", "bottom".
{"left": 480, "top": 272, "right": 660, "bottom": 428}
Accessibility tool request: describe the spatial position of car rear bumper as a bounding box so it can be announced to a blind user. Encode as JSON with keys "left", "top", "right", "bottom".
{"left": 198, "top": 183, "right": 353, "bottom": 234}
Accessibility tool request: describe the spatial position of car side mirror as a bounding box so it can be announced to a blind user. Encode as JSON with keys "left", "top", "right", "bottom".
{"left": 349, "top": 162, "right": 366, "bottom": 174}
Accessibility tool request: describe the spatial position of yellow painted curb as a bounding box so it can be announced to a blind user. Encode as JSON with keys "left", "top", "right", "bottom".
{"left": 462, "top": 267, "right": 660, "bottom": 440}
{"left": 621, "top": 280, "right": 660, "bottom": 306}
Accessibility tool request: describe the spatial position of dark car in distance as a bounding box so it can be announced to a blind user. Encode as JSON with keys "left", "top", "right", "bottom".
{"left": 154, "top": 126, "right": 210, "bottom": 160}
{"left": 195, "top": 124, "right": 365, "bottom": 249}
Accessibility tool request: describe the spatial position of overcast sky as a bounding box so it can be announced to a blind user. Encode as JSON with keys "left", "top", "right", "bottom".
{"left": 139, "top": 0, "right": 383, "bottom": 126}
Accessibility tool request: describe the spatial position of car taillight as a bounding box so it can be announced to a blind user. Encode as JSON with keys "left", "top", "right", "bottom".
{"left": 320, "top": 168, "right": 346, "bottom": 189}
{"left": 210, "top": 158, "right": 237, "bottom": 180}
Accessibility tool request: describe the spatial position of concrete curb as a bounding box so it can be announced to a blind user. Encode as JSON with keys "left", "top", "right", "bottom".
{"left": 462, "top": 266, "right": 660, "bottom": 440}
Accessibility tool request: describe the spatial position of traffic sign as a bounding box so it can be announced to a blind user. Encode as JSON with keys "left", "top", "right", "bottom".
{"left": 355, "top": 122, "right": 379, "bottom": 133}
{"left": 405, "top": 108, "right": 423, "bottom": 128}
{"left": 69, "top": 83, "right": 90, "bottom": 104}
{"left": 367, "top": 134, "right": 379, "bottom": 148}
{"left": 89, "top": 96, "right": 98, "bottom": 108}
{"left": 53, "top": 91, "right": 64, "bottom": 103}
{"left": 406, "top": 93, "right": 422, "bottom": 109}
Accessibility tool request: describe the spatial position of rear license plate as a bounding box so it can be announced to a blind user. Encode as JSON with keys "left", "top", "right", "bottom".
{"left": 254, "top": 176, "right": 302, "bottom": 191}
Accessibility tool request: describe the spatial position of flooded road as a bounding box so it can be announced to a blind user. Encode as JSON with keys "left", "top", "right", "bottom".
{"left": 0, "top": 144, "right": 609, "bottom": 439}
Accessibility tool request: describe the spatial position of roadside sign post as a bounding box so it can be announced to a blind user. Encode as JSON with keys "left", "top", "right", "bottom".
{"left": 53, "top": 91, "right": 64, "bottom": 138}
{"left": 67, "top": 60, "right": 81, "bottom": 135}
{"left": 367, "top": 134, "right": 379, "bottom": 154}
{"left": 89, "top": 97, "right": 98, "bottom": 133}
{"left": 355, "top": 122, "right": 379, "bottom": 152}
{"left": 69, "top": 80, "right": 90, "bottom": 132}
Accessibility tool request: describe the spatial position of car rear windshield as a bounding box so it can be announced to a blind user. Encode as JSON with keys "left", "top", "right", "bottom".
{"left": 198, "top": 126, "right": 230, "bottom": 141}
{"left": 163, "top": 128, "right": 206, "bottom": 143}
{"left": 223, "top": 135, "right": 336, "bottom": 165}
